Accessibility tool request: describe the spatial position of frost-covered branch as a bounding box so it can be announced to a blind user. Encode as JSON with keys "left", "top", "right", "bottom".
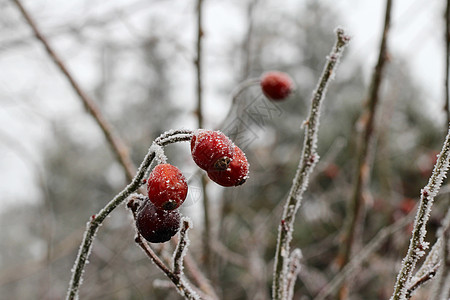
{"left": 135, "top": 235, "right": 201, "bottom": 300}
{"left": 408, "top": 235, "right": 442, "bottom": 299}
{"left": 66, "top": 130, "right": 193, "bottom": 300}
{"left": 431, "top": 208, "right": 450, "bottom": 300}
{"left": 391, "top": 127, "right": 450, "bottom": 300}
{"left": 272, "top": 28, "right": 350, "bottom": 300}
{"left": 173, "top": 218, "right": 192, "bottom": 276}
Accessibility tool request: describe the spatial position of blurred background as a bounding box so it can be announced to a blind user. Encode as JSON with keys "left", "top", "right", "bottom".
{"left": 0, "top": 0, "right": 448, "bottom": 299}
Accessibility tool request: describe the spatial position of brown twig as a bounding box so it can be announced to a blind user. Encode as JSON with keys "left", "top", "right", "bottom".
{"left": 407, "top": 263, "right": 440, "bottom": 298}
{"left": 12, "top": 0, "right": 136, "bottom": 182}
{"left": 337, "top": 0, "right": 393, "bottom": 298}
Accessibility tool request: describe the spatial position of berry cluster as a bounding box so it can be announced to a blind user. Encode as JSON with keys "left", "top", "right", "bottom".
{"left": 191, "top": 129, "right": 249, "bottom": 187}
{"left": 134, "top": 130, "right": 249, "bottom": 243}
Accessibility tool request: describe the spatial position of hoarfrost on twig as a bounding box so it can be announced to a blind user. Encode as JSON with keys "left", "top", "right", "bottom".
{"left": 391, "top": 127, "right": 450, "bottom": 300}
{"left": 272, "top": 28, "right": 350, "bottom": 300}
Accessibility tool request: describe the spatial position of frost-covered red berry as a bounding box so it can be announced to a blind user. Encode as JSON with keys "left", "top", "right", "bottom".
{"left": 136, "top": 200, "right": 180, "bottom": 243}
{"left": 191, "top": 129, "right": 235, "bottom": 171}
{"left": 260, "top": 71, "right": 294, "bottom": 101}
{"left": 147, "top": 164, "right": 188, "bottom": 210}
{"left": 207, "top": 145, "right": 249, "bottom": 187}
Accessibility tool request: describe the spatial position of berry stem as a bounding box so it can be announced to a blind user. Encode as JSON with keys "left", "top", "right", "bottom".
{"left": 66, "top": 130, "right": 193, "bottom": 300}
{"left": 173, "top": 218, "right": 192, "bottom": 276}
{"left": 272, "top": 28, "right": 350, "bottom": 300}
{"left": 135, "top": 235, "right": 201, "bottom": 300}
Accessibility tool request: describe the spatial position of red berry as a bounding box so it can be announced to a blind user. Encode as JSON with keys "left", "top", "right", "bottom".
{"left": 147, "top": 164, "right": 188, "bottom": 210}
{"left": 136, "top": 200, "right": 180, "bottom": 243}
{"left": 260, "top": 71, "right": 294, "bottom": 101}
{"left": 191, "top": 129, "right": 235, "bottom": 171}
{"left": 207, "top": 145, "right": 249, "bottom": 187}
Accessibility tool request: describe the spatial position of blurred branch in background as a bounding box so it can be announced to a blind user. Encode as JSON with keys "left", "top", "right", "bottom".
{"left": 11, "top": 0, "right": 137, "bottom": 182}
{"left": 337, "top": 0, "right": 393, "bottom": 298}
{"left": 444, "top": 0, "right": 450, "bottom": 126}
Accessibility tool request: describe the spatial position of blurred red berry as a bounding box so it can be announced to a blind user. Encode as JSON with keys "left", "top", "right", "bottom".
{"left": 207, "top": 145, "right": 249, "bottom": 187}
{"left": 260, "top": 71, "right": 294, "bottom": 101}
{"left": 399, "top": 198, "right": 416, "bottom": 214}
{"left": 323, "top": 163, "right": 340, "bottom": 179}
{"left": 147, "top": 164, "right": 188, "bottom": 210}
{"left": 136, "top": 200, "right": 180, "bottom": 243}
{"left": 191, "top": 129, "right": 235, "bottom": 171}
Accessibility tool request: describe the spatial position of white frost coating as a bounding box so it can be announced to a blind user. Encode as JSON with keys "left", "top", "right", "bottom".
{"left": 173, "top": 217, "right": 192, "bottom": 276}
{"left": 150, "top": 143, "right": 167, "bottom": 165}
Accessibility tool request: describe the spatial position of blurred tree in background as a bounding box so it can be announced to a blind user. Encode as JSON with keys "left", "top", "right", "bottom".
{"left": 0, "top": 0, "right": 447, "bottom": 299}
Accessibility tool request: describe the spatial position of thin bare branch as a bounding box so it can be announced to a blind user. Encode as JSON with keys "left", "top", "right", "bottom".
{"left": 315, "top": 210, "right": 414, "bottom": 300}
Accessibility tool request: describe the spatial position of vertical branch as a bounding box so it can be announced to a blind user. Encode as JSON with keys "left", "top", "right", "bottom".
{"left": 272, "top": 28, "right": 350, "bottom": 300}
{"left": 194, "top": 0, "right": 212, "bottom": 278}
{"left": 12, "top": 0, "right": 136, "bottom": 182}
{"left": 391, "top": 126, "right": 450, "bottom": 300}
{"left": 445, "top": 0, "right": 450, "bottom": 126}
{"left": 241, "top": 0, "right": 257, "bottom": 80}
{"left": 337, "top": 0, "right": 393, "bottom": 298}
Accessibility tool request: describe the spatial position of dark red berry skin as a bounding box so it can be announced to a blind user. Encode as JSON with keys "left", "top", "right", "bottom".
{"left": 191, "top": 130, "right": 235, "bottom": 171}
{"left": 147, "top": 164, "right": 188, "bottom": 210}
{"left": 260, "top": 71, "right": 294, "bottom": 101}
{"left": 207, "top": 145, "right": 249, "bottom": 187}
{"left": 136, "top": 200, "right": 180, "bottom": 243}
